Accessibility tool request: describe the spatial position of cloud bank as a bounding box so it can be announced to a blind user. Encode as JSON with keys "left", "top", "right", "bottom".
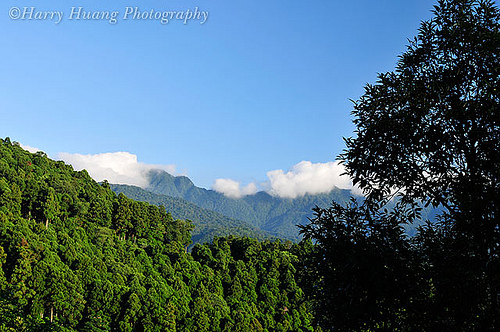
{"left": 266, "top": 161, "right": 357, "bottom": 198}
{"left": 24, "top": 145, "right": 357, "bottom": 199}
{"left": 212, "top": 179, "right": 258, "bottom": 199}
{"left": 213, "top": 161, "right": 360, "bottom": 199}
{"left": 58, "top": 151, "right": 176, "bottom": 188}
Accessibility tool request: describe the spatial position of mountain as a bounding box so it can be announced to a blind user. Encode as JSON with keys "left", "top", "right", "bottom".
{"left": 109, "top": 183, "right": 275, "bottom": 244}
{"left": 121, "top": 169, "right": 355, "bottom": 240}
{"left": 115, "top": 169, "right": 441, "bottom": 240}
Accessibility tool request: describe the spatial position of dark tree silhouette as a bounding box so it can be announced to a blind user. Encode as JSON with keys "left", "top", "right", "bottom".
{"left": 302, "top": 0, "right": 500, "bottom": 330}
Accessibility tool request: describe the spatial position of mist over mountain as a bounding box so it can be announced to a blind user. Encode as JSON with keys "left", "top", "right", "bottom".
{"left": 111, "top": 169, "right": 441, "bottom": 240}
{"left": 112, "top": 169, "right": 355, "bottom": 240}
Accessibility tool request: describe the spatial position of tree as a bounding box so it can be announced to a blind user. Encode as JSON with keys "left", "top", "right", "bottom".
{"left": 113, "top": 193, "right": 132, "bottom": 240}
{"left": 337, "top": 0, "right": 500, "bottom": 329}
{"left": 43, "top": 188, "right": 59, "bottom": 229}
{"left": 299, "top": 199, "right": 426, "bottom": 331}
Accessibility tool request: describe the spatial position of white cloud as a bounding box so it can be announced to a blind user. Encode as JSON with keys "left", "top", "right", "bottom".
{"left": 29, "top": 145, "right": 359, "bottom": 199}
{"left": 267, "top": 161, "right": 358, "bottom": 198}
{"left": 20, "top": 143, "right": 43, "bottom": 154}
{"left": 212, "top": 178, "right": 258, "bottom": 199}
{"left": 57, "top": 151, "right": 176, "bottom": 188}
{"left": 213, "top": 160, "right": 361, "bottom": 199}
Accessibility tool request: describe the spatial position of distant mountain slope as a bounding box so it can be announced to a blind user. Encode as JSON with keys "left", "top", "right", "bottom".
{"left": 110, "top": 184, "right": 275, "bottom": 244}
{"left": 142, "top": 169, "right": 354, "bottom": 240}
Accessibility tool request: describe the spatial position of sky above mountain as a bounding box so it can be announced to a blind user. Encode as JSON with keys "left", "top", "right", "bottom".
{"left": 2, "top": 0, "right": 436, "bottom": 196}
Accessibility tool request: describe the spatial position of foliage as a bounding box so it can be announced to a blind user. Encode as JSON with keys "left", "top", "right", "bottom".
{"left": 0, "top": 138, "right": 314, "bottom": 331}
{"left": 301, "top": 0, "right": 500, "bottom": 330}
{"left": 300, "top": 200, "right": 429, "bottom": 331}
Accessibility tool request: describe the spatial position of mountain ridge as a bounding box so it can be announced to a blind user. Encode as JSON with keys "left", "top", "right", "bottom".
{"left": 124, "top": 169, "right": 356, "bottom": 240}
{"left": 115, "top": 169, "right": 440, "bottom": 240}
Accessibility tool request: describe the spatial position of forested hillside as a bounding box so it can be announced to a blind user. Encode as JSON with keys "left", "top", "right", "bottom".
{"left": 0, "top": 138, "right": 314, "bottom": 331}
{"left": 110, "top": 184, "right": 275, "bottom": 245}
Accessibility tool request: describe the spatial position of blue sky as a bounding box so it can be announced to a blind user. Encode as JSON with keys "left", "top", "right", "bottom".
{"left": 1, "top": 0, "right": 436, "bottom": 194}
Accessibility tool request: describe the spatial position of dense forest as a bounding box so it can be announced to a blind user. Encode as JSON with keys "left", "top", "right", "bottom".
{"left": 0, "top": 0, "right": 499, "bottom": 331}
{"left": 0, "top": 138, "right": 315, "bottom": 331}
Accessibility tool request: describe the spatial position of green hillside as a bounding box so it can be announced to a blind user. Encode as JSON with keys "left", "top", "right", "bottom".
{"left": 0, "top": 137, "right": 314, "bottom": 331}
{"left": 110, "top": 184, "right": 275, "bottom": 245}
